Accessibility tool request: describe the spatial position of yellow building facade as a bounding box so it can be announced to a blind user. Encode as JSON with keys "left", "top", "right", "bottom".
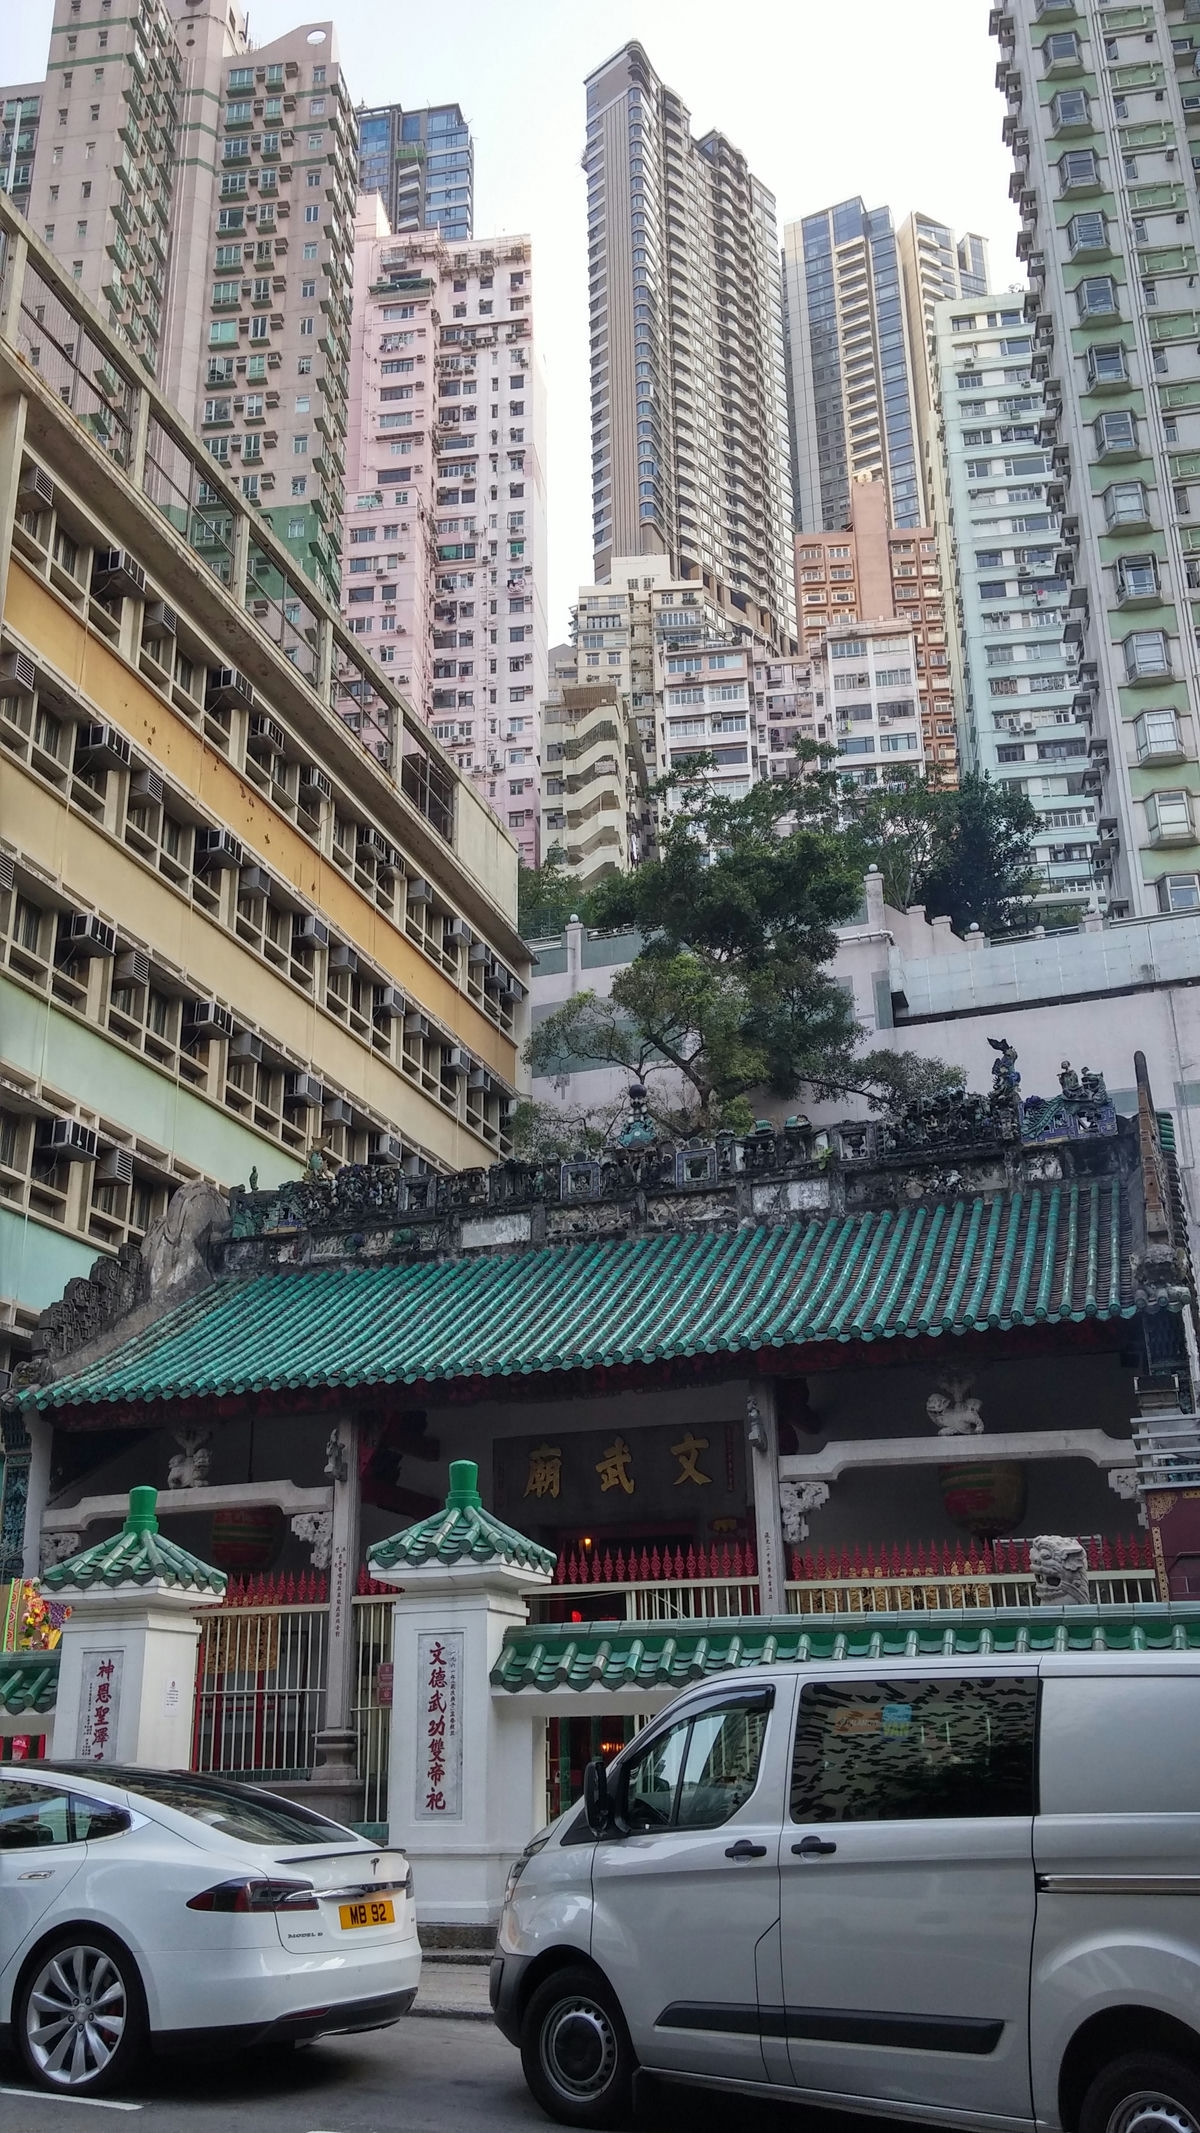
{"left": 0, "top": 202, "right": 528, "bottom": 1370}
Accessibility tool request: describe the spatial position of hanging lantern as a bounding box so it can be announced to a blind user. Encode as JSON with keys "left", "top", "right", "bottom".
{"left": 939, "top": 1461, "right": 1027, "bottom": 1541}
{"left": 209, "top": 1505, "right": 285, "bottom": 1572}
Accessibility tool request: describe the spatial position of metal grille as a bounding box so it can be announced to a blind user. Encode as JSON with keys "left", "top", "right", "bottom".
{"left": 192, "top": 1605, "right": 327, "bottom": 1781}
{"left": 352, "top": 1598, "right": 393, "bottom": 1826}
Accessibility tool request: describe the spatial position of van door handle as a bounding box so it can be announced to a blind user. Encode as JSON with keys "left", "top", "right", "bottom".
{"left": 792, "top": 1836, "right": 837, "bottom": 1858}
{"left": 724, "top": 1839, "right": 768, "bottom": 1860}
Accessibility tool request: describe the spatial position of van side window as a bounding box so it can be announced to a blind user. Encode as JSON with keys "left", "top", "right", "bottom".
{"left": 1039, "top": 1677, "right": 1200, "bottom": 1813}
{"left": 790, "top": 1677, "right": 1037, "bottom": 1824}
{"left": 625, "top": 1697, "right": 770, "bottom": 1832}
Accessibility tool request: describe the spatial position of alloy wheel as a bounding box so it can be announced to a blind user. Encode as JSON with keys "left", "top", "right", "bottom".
{"left": 24, "top": 1943, "right": 128, "bottom": 2089}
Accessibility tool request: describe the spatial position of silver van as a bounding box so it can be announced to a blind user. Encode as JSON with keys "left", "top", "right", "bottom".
{"left": 491, "top": 1644, "right": 1200, "bottom": 2131}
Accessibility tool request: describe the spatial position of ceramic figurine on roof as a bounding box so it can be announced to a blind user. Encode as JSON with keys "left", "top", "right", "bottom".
{"left": 616, "top": 1080, "right": 658, "bottom": 1151}
{"left": 988, "top": 1036, "right": 1021, "bottom": 1100}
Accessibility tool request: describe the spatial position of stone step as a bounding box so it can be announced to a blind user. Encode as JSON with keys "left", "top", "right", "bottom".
{"left": 423, "top": 1947, "right": 493, "bottom": 1967}
{"left": 419, "top": 1922, "right": 496, "bottom": 1952}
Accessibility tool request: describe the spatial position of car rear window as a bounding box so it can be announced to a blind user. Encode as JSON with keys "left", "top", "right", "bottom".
{"left": 115, "top": 1773, "right": 349, "bottom": 1845}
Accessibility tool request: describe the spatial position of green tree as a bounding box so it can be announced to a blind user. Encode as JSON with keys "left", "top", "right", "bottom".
{"left": 517, "top": 846, "right": 584, "bottom": 940}
{"left": 919, "top": 773, "right": 1041, "bottom": 935}
{"left": 527, "top": 773, "right": 957, "bottom": 1133}
{"left": 842, "top": 771, "right": 1040, "bottom": 935}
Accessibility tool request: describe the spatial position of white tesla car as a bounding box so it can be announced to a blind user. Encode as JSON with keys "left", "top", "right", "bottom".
{"left": 0, "top": 1763, "right": 421, "bottom": 2096}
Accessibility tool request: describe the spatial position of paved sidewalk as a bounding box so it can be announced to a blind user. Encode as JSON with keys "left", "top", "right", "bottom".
{"left": 413, "top": 1956, "right": 493, "bottom": 2020}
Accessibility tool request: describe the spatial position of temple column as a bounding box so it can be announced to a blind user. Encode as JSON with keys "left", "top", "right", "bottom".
{"left": 747, "top": 1378, "right": 786, "bottom": 1614}
{"left": 20, "top": 1409, "right": 54, "bottom": 1579}
{"left": 307, "top": 1411, "right": 362, "bottom": 1827}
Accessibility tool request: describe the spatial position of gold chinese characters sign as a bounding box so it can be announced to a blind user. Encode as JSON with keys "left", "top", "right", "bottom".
{"left": 493, "top": 1422, "right": 746, "bottom": 1530}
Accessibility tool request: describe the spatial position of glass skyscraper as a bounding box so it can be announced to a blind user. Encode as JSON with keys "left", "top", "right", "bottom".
{"left": 357, "top": 103, "right": 473, "bottom": 243}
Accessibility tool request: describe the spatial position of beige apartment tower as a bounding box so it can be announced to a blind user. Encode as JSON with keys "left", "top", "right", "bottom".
{"left": 584, "top": 43, "right": 796, "bottom": 652}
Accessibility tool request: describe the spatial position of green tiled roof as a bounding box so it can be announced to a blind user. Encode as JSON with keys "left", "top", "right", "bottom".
{"left": 491, "top": 1608, "right": 1200, "bottom": 1694}
{"left": 0, "top": 1650, "right": 60, "bottom": 1715}
{"left": 40, "top": 1488, "right": 227, "bottom": 1596}
{"left": 368, "top": 1461, "right": 557, "bottom": 1578}
{"left": 25, "top": 1180, "right": 1135, "bottom": 1412}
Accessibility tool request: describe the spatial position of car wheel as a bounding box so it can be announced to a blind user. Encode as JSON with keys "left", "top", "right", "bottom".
{"left": 520, "top": 1964, "right": 635, "bottom": 2130}
{"left": 1080, "top": 2053, "right": 1200, "bottom": 2133}
{"left": 16, "top": 1929, "right": 147, "bottom": 2096}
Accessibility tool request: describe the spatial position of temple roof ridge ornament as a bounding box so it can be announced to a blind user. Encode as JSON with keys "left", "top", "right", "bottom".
{"left": 367, "top": 1460, "right": 557, "bottom": 1578}
{"left": 39, "top": 1486, "right": 227, "bottom": 1597}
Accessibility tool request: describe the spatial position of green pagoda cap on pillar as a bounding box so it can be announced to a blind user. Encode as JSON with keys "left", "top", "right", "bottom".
{"left": 368, "top": 1460, "right": 557, "bottom": 1578}
{"left": 446, "top": 1460, "right": 483, "bottom": 1511}
{"left": 125, "top": 1486, "right": 160, "bottom": 1535}
{"left": 41, "top": 1485, "right": 227, "bottom": 1597}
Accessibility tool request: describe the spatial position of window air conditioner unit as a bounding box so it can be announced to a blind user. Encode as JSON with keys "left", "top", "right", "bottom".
{"left": 284, "top": 1071, "right": 324, "bottom": 1108}
{"left": 239, "top": 864, "right": 272, "bottom": 896}
{"left": 407, "top": 877, "right": 433, "bottom": 905}
{"left": 443, "top": 1046, "right": 470, "bottom": 1075}
{"left": 205, "top": 666, "right": 255, "bottom": 713}
{"left": 298, "top": 765, "right": 332, "bottom": 802}
{"left": 184, "top": 1000, "right": 234, "bottom": 1040}
{"left": 76, "top": 722, "right": 132, "bottom": 770}
{"left": 369, "top": 1131, "right": 404, "bottom": 1163}
{"left": 292, "top": 913, "right": 329, "bottom": 949}
{"left": 114, "top": 949, "right": 149, "bottom": 987}
{"left": 467, "top": 1067, "right": 491, "bottom": 1093}
{"left": 91, "top": 548, "right": 146, "bottom": 601}
{"left": 402, "top": 1012, "right": 429, "bottom": 1042}
{"left": 0, "top": 650, "right": 36, "bottom": 696}
{"left": 57, "top": 912, "right": 117, "bottom": 959}
{"left": 327, "top": 940, "right": 358, "bottom": 973}
{"left": 446, "top": 918, "right": 472, "bottom": 943}
{"left": 322, "top": 1096, "right": 354, "bottom": 1127}
{"left": 37, "top": 1117, "right": 98, "bottom": 1163}
{"left": 230, "top": 1030, "right": 264, "bottom": 1062}
{"left": 18, "top": 464, "right": 54, "bottom": 511}
{"left": 96, "top": 1146, "right": 134, "bottom": 1186}
{"left": 248, "top": 713, "right": 286, "bottom": 755}
{"left": 130, "top": 765, "right": 164, "bottom": 806}
{"left": 468, "top": 941, "right": 492, "bottom": 967}
{"left": 194, "top": 828, "right": 243, "bottom": 869}
{"left": 374, "top": 985, "right": 406, "bottom": 1021}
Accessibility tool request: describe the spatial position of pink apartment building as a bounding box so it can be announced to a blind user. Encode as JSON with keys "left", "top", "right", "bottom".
{"left": 343, "top": 201, "right": 548, "bottom": 866}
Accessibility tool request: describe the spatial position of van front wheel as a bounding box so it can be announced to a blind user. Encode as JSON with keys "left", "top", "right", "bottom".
{"left": 520, "top": 1964, "right": 635, "bottom": 2129}
{"left": 1080, "top": 2053, "right": 1200, "bottom": 2133}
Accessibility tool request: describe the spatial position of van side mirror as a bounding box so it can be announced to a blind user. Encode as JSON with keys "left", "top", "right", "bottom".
{"left": 583, "top": 1758, "right": 610, "bottom": 1835}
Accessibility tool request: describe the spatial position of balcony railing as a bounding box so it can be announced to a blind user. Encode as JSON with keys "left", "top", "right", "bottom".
{"left": 1134, "top": 1414, "right": 1200, "bottom": 1487}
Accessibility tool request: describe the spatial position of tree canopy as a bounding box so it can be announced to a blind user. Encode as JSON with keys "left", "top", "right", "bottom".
{"left": 841, "top": 769, "right": 1040, "bottom": 934}
{"left": 525, "top": 770, "right": 962, "bottom": 1137}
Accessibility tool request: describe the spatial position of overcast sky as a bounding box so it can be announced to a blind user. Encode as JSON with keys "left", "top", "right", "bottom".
{"left": 8, "top": 1, "right": 1021, "bottom": 637}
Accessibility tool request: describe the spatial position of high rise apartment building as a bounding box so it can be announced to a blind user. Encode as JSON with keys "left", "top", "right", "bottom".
{"left": 821, "top": 617, "right": 929, "bottom": 791}
{"left": 794, "top": 477, "right": 959, "bottom": 780}
{"left": 784, "top": 200, "right": 988, "bottom": 536}
{"left": 584, "top": 42, "right": 796, "bottom": 651}
{"left": 1, "top": 1, "right": 360, "bottom": 606}
{"left": 0, "top": 207, "right": 528, "bottom": 1372}
{"left": 931, "top": 294, "right": 1095, "bottom": 914}
{"left": 992, "top": 0, "right": 1200, "bottom": 918}
{"left": 343, "top": 206, "right": 547, "bottom": 869}
{"left": 357, "top": 103, "right": 473, "bottom": 243}
{"left": 897, "top": 211, "right": 991, "bottom": 505}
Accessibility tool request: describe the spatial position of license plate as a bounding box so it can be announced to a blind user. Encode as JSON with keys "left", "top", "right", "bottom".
{"left": 338, "top": 1898, "right": 395, "bottom": 1930}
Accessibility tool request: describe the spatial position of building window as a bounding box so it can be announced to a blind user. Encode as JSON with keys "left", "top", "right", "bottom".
{"left": 1116, "top": 555, "right": 1160, "bottom": 603}
{"left": 1059, "top": 149, "right": 1101, "bottom": 194}
{"left": 1157, "top": 873, "right": 1200, "bottom": 912}
{"left": 1094, "top": 409, "right": 1138, "bottom": 456}
{"left": 1075, "top": 276, "right": 1119, "bottom": 321}
{"left": 1103, "top": 480, "right": 1150, "bottom": 528}
{"left": 1146, "top": 791, "right": 1194, "bottom": 845}
{"left": 1135, "top": 710, "right": 1184, "bottom": 763}
{"left": 1123, "top": 630, "right": 1171, "bottom": 682}
{"left": 1087, "top": 345, "right": 1128, "bottom": 387}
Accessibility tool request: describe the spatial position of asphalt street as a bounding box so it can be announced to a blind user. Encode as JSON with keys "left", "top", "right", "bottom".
{"left": 0, "top": 2015, "right": 885, "bottom": 2133}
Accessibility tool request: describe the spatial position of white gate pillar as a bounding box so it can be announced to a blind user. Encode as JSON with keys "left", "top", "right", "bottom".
{"left": 39, "top": 1486, "right": 226, "bottom": 1767}
{"left": 369, "top": 1460, "right": 554, "bottom": 1928}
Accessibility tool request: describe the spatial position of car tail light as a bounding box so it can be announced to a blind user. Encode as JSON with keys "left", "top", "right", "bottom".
{"left": 186, "top": 1877, "right": 319, "bottom": 1913}
{"left": 404, "top": 1863, "right": 414, "bottom": 1900}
